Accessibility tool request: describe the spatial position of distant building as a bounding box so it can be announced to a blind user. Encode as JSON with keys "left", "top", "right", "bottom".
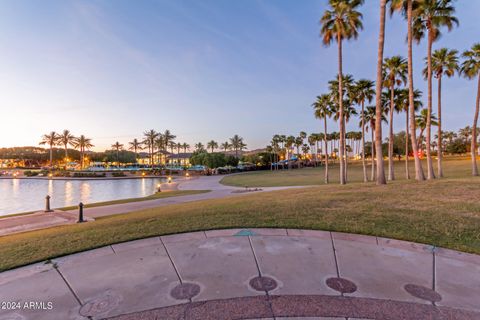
{"left": 167, "top": 153, "right": 192, "bottom": 166}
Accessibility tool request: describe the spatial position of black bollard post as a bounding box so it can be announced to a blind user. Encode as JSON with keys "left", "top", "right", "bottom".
{"left": 45, "top": 195, "right": 53, "bottom": 213}
{"left": 77, "top": 202, "right": 85, "bottom": 223}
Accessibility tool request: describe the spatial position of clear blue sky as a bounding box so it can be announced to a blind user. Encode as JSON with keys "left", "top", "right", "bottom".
{"left": 0, "top": 0, "right": 478, "bottom": 151}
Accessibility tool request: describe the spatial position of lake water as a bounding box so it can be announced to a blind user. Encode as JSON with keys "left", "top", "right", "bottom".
{"left": 0, "top": 178, "right": 165, "bottom": 216}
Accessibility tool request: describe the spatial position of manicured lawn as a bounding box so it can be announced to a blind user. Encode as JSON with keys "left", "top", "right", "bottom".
{"left": 0, "top": 174, "right": 479, "bottom": 271}
{"left": 220, "top": 157, "right": 476, "bottom": 187}
{"left": 59, "top": 190, "right": 210, "bottom": 211}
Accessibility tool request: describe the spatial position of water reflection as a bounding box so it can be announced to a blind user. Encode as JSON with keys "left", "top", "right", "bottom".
{"left": 0, "top": 178, "right": 165, "bottom": 216}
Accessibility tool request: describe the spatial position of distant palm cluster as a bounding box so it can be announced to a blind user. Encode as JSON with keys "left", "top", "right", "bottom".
{"left": 304, "top": 0, "right": 480, "bottom": 184}
{"left": 37, "top": 129, "right": 246, "bottom": 168}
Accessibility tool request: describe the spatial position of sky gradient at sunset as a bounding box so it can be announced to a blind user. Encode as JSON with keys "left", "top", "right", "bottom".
{"left": 0, "top": 0, "right": 479, "bottom": 150}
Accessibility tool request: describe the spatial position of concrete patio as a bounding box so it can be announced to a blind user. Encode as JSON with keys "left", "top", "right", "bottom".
{"left": 0, "top": 228, "right": 479, "bottom": 320}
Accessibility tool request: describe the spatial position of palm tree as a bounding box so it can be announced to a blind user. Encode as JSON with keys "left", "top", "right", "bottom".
{"left": 128, "top": 138, "right": 142, "bottom": 163}
{"left": 195, "top": 142, "right": 205, "bottom": 152}
{"left": 163, "top": 130, "right": 176, "bottom": 150}
{"left": 58, "top": 129, "right": 75, "bottom": 161}
{"left": 383, "top": 56, "right": 408, "bottom": 180}
{"left": 111, "top": 142, "right": 124, "bottom": 167}
{"left": 207, "top": 140, "right": 218, "bottom": 153}
{"left": 412, "top": 0, "right": 458, "bottom": 179}
{"left": 313, "top": 94, "right": 333, "bottom": 183}
{"left": 352, "top": 79, "right": 375, "bottom": 182}
{"left": 421, "top": 47, "right": 458, "bottom": 177}
{"left": 373, "top": 0, "right": 388, "bottom": 185}
{"left": 182, "top": 143, "right": 190, "bottom": 153}
{"left": 460, "top": 43, "right": 480, "bottom": 176}
{"left": 320, "top": 0, "right": 364, "bottom": 185}
{"left": 395, "top": 88, "right": 423, "bottom": 179}
{"left": 416, "top": 108, "right": 438, "bottom": 150}
{"left": 143, "top": 129, "right": 158, "bottom": 169}
{"left": 362, "top": 106, "right": 387, "bottom": 181}
{"left": 329, "top": 74, "right": 356, "bottom": 181}
{"left": 390, "top": 0, "right": 425, "bottom": 181}
{"left": 39, "top": 131, "right": 59, "bottom": 167}
{"left": 72, "top": 135, "right": 93, "bottom": 169}
{"left": 221, "top": 142, "right": 231, "bottom": 152}
{"left": 230, "top": 134, "right": 246, "bottom": 158}
{"left": 308, "top": 133, "right": 318, "bottom": 166}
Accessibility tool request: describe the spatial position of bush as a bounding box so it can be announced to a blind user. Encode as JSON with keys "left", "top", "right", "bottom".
{"left": 112, "top": 172, "right": 126, "bottom": 177}
{"left": 24, "top": 170, "right": 39, "bottom": 177}
{"left": 73, "top": 172, "right": 106, "bottom": 178}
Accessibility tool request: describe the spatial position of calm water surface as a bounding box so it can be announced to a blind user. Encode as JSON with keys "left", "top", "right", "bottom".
{"left": 0, "top": 178, "right": 165, "bottom": 216}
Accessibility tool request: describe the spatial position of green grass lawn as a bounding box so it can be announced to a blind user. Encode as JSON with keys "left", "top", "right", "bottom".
{"left": 220, "top": 156, "right": 476, "bottom": 187}
{"left": 0, "top": 166, "right": 479, "bottom": 271}
{"left": 59, "top": 190, "right": 210, "bottom": 211}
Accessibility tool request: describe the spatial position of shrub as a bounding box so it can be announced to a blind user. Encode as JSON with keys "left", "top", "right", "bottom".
{"left": 112, "top": 172, "right": 126, "bottom": 177}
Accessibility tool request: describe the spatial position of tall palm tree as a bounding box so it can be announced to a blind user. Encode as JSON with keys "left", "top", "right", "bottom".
{"left": 230, "top": 134, "right": 246, "bottom": 158}
{"left": 362, "top": 106, "right": 387, "bottom": 181}
{"left": 39, "top": 131, "right": 59, "bottom": 167}
{"left": 416, "top": 108, "right": 438, "bottom": 150}
{"left": 72, "top": 135, "right": 93, "bottom": 170}
{"left": 395, "top": 88, "right": 423, "bottom": 179}
{"left": 391, "top": 0, "right": 426, "bottom": 181}
{"left": 111, "top": 142, "right": 124, "bottom": 167}
{"left": 195, "top": 142, "right": 205, "bottom": 152}
{"left": 352, "top": 79, "right": 375, "bottom": 182}
{"left": 373, "top": 0, "right": 387, "bottom": 185}
{"left": 207, "top": 140, "right": 218, "bottom": 153}
{"left": 383, "top": 56, "right": 408, "bottom": 181}
{"left": 308, "top": 133, "right": 318, "bottom": 166}
{"left": 163, "top": 130, "right": 176, "bottom": 151}
{"left": 143, "top": 129, "right": 158, "bottom": 169}
{"left": 313, "top": 94, "right": 333, "bottom": 183}
{"left": 182, "top": 143, "right": 190, "bottom": 153}
{"left": 320, "top": 0, "right": 364, "bottom": 185}
{"left": 221, "top": 142, "right": 231, "bottom": 152}
{"left": 128, "top": 138, "right": 142, "bottom": 163}
{"left": 422, "top": 47, "right": 458, "bottom": 177}
{"left": 460, "top": 43, "right": 480, "bottom": 176}
{"left": 58, "top": 129, "right": 75, "bottom": 161}
{"left": 412, "top": 0, "right": 458, "bottom": 179}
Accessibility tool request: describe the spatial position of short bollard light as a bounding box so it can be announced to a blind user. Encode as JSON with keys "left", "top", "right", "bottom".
{"left": 168, "top": 176, "right": 172, "bottom": 183}
{"left": 77, "top": 202, "right": 85, "bottom": 223}
{"left": 45, "top": 195, "right": 53, "bottom": 213}
{"left": 157, "top": 183, "right": 162, "bottom": 193}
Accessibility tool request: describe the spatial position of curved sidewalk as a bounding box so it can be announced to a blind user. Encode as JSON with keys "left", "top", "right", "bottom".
{"left": 0, "top": 175, "right": 301, "bottom": 236}
{"left": 0, "top": 229, "right": 479, "bottom": 320}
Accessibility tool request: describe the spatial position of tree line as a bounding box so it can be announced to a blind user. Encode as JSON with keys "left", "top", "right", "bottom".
{"left": 34, "top": 129, "right": 246, "bottom": 169}
{"left": 307, "top": 0, "right": 479, "bottom": 185}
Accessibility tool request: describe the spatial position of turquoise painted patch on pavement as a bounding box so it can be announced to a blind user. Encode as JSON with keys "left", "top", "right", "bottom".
{"left": 234, "top": 229, "right": 256, "bottom": 236}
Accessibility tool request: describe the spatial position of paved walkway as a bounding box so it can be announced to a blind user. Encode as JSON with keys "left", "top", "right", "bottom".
{"left": 0, "top": 175, "right": 300, "bottom": 236}
{"left": 1, "top": 229, "right": 479, "bottom": 320}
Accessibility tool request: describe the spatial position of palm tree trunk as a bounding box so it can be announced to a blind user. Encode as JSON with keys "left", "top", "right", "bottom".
{"left": 375, "top": 0, "right": 387, "bottom": 185}
{"left": 437, "top": 75, "right": 444, "bottom": 177}
{"left": 425, "top": 28, "right": 435, "bottom": 179}
{"left": 324, "top": 117, "right": 329, "bottom": 184}
{"left": 388, "top": 84, "right": 395, "bottom": 180}
{"left": 361, "top": 101, "right": 367, "bottom": 182}
{"left": 49, "top": 145, "right": 53, "bottom": 167}
{"left": 407, "top": 0, "right": 425, "bottom": 181}
{"left": 337, "top": 34, "right": 346, "bottom": 185}
{"left": 371, "top": 128, "right": 375, "bottom": 181}
{"left": 405, "top": 107, "right": 410, "bottom": 179}
{"left": 344, "top": 120, "right": 348, "bottom": 183}
{"left": 472, "top": 74, "right": 480, "bottom": 176}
